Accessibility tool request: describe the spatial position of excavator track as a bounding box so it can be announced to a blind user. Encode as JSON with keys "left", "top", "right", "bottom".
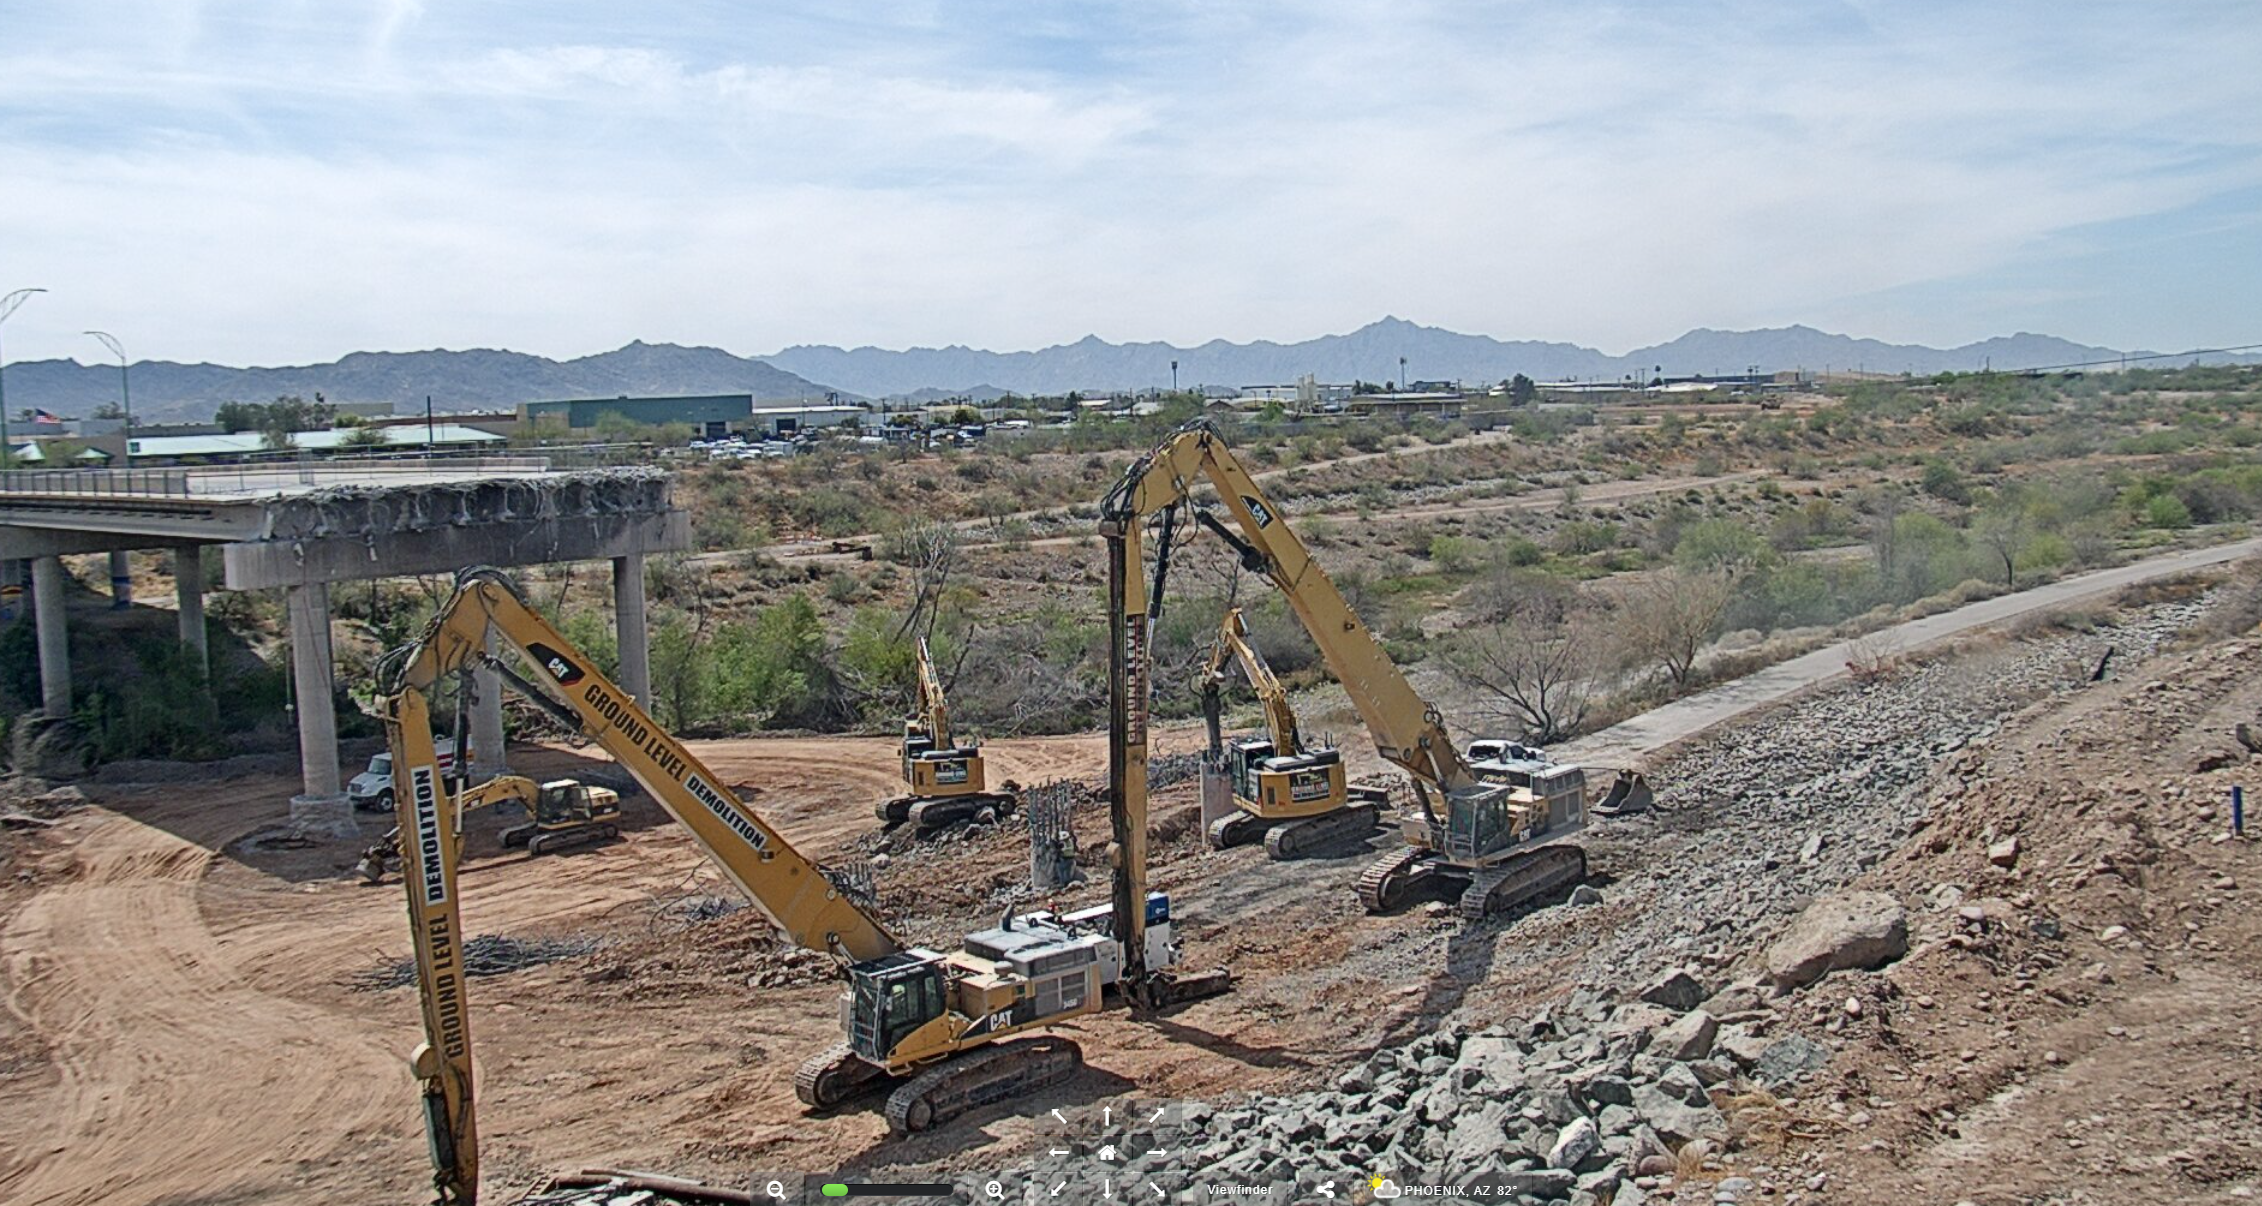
{"left": 1357, "top": 846, "right": 1441, "bottom": 913}
{"left": 1262, "top": 803, "right": 1381, "bottom": 860}
{"left": 794, "top": 1042, "right": 889, "bottom": 1110}
{"left": 526, "top": 823, "right": 619, "bottom": 857}
{"left": 1457, "top": 845, "right": 1589, "bottom": 920}
{"left": 907, "top": 792, "right": 1018, "bottom": 833}
{"left": 875, "top": 795, "right": 916, "bottom": 825}
{"left": 883, "top": 1037, "right": 1083, "bottom": 1135}
{"left": 1205, "top": 811, "right": 1265, "bottom": 850}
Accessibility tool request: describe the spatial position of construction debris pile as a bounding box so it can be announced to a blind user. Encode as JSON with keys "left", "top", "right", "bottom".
{"left": 349, "top": 933, "right": 601, "bottom": 992}
{"left": 580, "top": 907, "right": 835, "bottom": 997}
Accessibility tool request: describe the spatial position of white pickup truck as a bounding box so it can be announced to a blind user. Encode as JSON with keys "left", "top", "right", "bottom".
{"left": 347, "top": 740, "right": 468, "bottom": 812}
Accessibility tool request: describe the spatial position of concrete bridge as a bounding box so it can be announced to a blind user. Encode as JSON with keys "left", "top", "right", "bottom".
{"left": 0, "top": 458, "right": 688, "bottom": 824}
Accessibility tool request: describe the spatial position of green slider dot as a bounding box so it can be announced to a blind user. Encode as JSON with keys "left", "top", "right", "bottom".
{"left": 822, "top": 1185, "right": 849, "bottom": 1198}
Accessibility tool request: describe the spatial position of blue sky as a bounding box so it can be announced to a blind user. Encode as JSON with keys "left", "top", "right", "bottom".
{"left": 1, "top": 1, "right": 2257, "bottom": 365}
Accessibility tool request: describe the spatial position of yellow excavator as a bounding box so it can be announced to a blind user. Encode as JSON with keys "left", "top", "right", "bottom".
{"left": 380, "top": 569, "right": 1225, "bottom": 1204}
{"left": 353, "top": 774, "right": 621, "bottom": 884}
{"left": 875, "top": 635, "right": 1018, "bottom": 832}
{"left": 1102, "top": 422, "right": 1611, "bottom": 924}
{"left": 1199, "top": 606, "right": 1389, "bottom": 857}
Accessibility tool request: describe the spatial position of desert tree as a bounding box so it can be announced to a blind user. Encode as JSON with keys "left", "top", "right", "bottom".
{"left": 1446, "top": 570, "right": 1601, "bottom": 743}
{"left": 1617, "top": 565, "right": 1735, "bottom": 690}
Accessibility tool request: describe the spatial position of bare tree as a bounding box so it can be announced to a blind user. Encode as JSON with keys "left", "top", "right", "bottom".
{"left": 1858, "top": 486, "right": 1907, "bottom": 580}
{"left": 1617, "top": 566, "right": 1735, "bottom": 690}
{"left": 881, "top": 517, "right": 960, "bottom": 642}
{"left": 1445, "top": 574, "right": 1601, "bottom": 743}
{"left": 1976, "top": 488, "right": 2030, "bottom": 588}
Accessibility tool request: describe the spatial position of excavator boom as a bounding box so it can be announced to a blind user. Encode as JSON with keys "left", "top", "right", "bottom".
{"left": 1205, "top": 607, "right": 1303, "bottom": 757}
{"left": 383, "top": 569, "right": 900, "bottom": 1203}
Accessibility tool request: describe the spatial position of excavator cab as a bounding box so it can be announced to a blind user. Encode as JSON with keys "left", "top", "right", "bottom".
{"left": 847, "top": 953, "right": 949, "bottom": 1064}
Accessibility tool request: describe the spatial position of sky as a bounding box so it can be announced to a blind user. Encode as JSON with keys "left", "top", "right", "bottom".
{"left": 0, "top": 1, "right": 2258, "bottom": 366}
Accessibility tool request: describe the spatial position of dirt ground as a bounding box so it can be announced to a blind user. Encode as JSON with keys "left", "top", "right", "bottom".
{"left": 1756, "top": 622, "right": 2262, "bottom": 1203}
{"left": 5, "top": 599, "right": 2261, "bottom": 1205}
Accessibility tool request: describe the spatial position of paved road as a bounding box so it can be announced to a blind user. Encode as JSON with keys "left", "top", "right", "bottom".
{"left": 1559, "top": 535, "right": 2262, "bottom": 769}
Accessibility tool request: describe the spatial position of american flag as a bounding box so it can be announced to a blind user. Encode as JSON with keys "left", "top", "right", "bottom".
{"left": 27, "top": 408, "right": 62, "bottom": 426}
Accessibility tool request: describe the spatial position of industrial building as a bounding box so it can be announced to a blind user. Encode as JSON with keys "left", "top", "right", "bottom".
{"left": 518, "top": 393, "right": 866, "bottom": 440}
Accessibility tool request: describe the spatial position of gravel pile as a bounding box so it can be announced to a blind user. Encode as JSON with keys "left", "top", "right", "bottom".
{"left": 969, "top": 595, "right": 2222, "bottom": 1206}
{"left": 1467, "top": 596, "right": 2211, "bottom": 1006}
{"left": 1007, "top": 974, "right": 1834, "bottom": 1206}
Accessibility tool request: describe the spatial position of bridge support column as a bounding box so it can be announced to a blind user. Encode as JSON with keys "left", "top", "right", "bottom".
{"left": 613, "top": 552, "right": 650, "bottom": 705}
{"left": 107, "top": 550, "right": 132, "bottom": 609}
{"left": 1, "top": 559, "right": 22, "bottom": 622}
{"left": 287, "top": 581, "right": 354, "bottom": 835}
{"left": 470, "top": 624, "right": 507, "bottom": 779}
{"left": 31, "top": 555, "right": 69, "bottom": 716}
{"left": 174, "top": 548, "right": 207, "bottom": 679}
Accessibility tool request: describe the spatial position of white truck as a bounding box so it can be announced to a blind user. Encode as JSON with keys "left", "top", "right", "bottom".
{"left": 347, "top": 739, "right": 467, "bottom": 812}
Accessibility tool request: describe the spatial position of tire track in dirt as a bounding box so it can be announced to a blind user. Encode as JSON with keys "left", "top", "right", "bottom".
{"left": 0, "top": 805, "right": 402, "bottom": 1206}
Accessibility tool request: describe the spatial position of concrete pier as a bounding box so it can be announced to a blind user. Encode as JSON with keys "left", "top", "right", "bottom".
{"left": 107, "top": 550, "right": 132, "bottom": 609}
{"left": 174, "top": 547, "right": 207, "bottom": 678}
{"left": 31, "top": 555, "right": 68, "bottom": 716}
{"left": 470, "top": 625, "right": 507, "bottom": 779}
{"left": 614, "top": 552, "right": 651, "bottom": 704}
{"left": 287, "top": 582, "right": 343, "bottom": 798}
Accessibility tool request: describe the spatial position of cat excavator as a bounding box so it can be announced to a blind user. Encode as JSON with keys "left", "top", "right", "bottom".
{"left": 874, "top": 635, "right": 1018, "bottom": 832}
{"left": 1199, "top": 606, "right": 1388, "bottom": 857}
{"left": 352, "top": 773, "right": 621, "bottom": 883}
{"left": 380, "top": 569, "right": 1225, "bottom": 1205}
{"left": 1102, "top": 422, "right": 1614, "bottom": 926}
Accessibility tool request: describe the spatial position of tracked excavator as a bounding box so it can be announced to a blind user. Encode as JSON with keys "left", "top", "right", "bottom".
{"left": 1102, "top": 422, "right": 1630, "bottom": 922}
{"left": 1199, "top": 606, "right": 1389, "bottom": 857}
{"left": 380, "top": 569, "right": 1226, "bottom": 1205}
{"left": 353, "top": 774, "right": 622, "bottom": 883}
{"left": 874, "top": 635, "right": 1018, "bottom": 832}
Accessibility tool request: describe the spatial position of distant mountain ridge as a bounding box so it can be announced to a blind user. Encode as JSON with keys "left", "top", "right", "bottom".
{"left": 3, "top": 321, "right": 2243, "bottom": 421}
{"left": 764, "top": 318, "right": 2164, "bottom": 398}
{"left": 0, "top": 341, "right": 836, "bottom": 424}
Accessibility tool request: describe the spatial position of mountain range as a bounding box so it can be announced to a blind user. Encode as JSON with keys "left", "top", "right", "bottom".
{"left": 1, "top": 319, "right": 2241, "bottom": 422}
{"left": 0, "top": 341, "right": 832, "bottom": 424}
{"left": 764, "top": 319, "right": 2192, "bottom": 398}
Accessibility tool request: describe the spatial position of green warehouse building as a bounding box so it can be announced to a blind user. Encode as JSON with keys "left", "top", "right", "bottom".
{"left": 518, "top": 394, "right": 865, "bottom": 439}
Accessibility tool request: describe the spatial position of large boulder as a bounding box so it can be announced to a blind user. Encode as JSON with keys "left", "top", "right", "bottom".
{"left": 1652, "top": 1010, "right": 1719, "bottom": 1062}
{"left": 1630, "top": 1082, "right": 1727, "bottom": 1148}
{"left": 1765, "top": 891, "right": 1909, "bottom": 988}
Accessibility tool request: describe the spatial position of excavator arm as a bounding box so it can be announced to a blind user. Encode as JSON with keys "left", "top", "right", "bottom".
{"left": 1202, "top": 607, "right": 1302, "bottom": 758}
{"left": 1102, "top": 423, "right": 1492, "bottom": 971}
{"left": 913, "top": 635, "right": 952, "bottom": 749}
{"left": 383, "top": 569, "right": 899, "bottom": 1204}
{"left": 354, "top": 774, "right": 544, "bottom": 884}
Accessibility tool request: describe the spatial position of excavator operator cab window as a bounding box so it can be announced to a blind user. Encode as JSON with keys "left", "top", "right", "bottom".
{"left": 852, "top": 957, "right": 946, "bottom": 1061}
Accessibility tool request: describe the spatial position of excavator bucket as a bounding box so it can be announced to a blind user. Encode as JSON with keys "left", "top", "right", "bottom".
{"left": 1593, "top": 770, "right": 1654, "bottom": 816}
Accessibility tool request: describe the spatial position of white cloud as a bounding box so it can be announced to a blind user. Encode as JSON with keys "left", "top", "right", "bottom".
{"left": 0, "top": 1, "right": 2256, "bottom": 362}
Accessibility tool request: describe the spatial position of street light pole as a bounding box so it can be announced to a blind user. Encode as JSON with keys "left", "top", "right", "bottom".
{"left": 85, "top": 330, "right": 131, "bottom": 467}
{"left": 0, "top": 288, "right": 49, "bottom": 470}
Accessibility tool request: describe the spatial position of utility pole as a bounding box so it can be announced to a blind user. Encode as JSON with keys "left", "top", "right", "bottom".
{"left": 85, "top": 331, "right": 131, "bottom": 467}
{"left": 1170, "top": 360, "right": 1178, "bottom": 394}
{"left": 1398, "top": 355, "right": 1407, "bottom": 391}
{"left": 0, "top": 288, "right": 48, "bottom": 470}
{"left": 426, "top": 394, "right": 435, "bottom": 452}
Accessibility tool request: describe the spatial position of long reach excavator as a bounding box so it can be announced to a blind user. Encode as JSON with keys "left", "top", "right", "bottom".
{"left": 875, "top": 634, "right": 1018, "bottom": 832}
{"left": 1199, "top": 606, "right": 1389, "bottom": 857}
{"left": 1102, "top": 422, "right": 1621, "bottom": 921}
{"left": 379, "top": 569, "right": 1226, "bottom": 1205}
